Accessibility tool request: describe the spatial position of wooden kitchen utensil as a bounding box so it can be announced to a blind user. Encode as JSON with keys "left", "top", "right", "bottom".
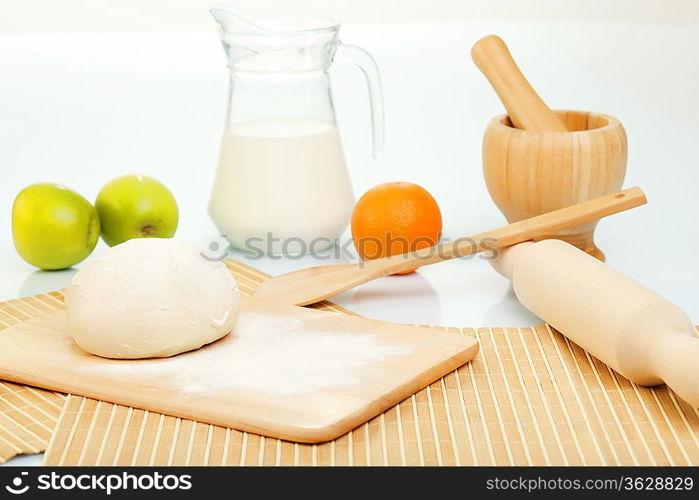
{"left": 471, "top": 34, "right": 567, "bottom": 131}
{"left": 492, "top": 239, "right": 699, "bottom": 407}
{"left": 474, "top": 35, "right": 628, "bottom": 260}
{"left": 0, "top": 299, "right": 477, "bottom": 443}
{"left": 483, "top": 111, "right": 627, "bottom": 261}
{"left": 253, "top": 187, "right": 646, "bottom": 306}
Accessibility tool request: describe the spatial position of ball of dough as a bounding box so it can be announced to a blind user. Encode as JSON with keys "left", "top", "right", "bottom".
{"left": 65, "top": 238, "right": 240, "bottom": 359}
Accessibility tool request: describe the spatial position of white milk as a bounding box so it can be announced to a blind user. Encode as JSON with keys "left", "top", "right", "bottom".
{"left": 209, "top": 119, "right": 354, "bottom": 256}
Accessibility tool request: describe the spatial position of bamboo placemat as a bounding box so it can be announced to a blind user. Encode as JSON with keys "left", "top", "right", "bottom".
{"left": 1, "top": 259, "right": 698, "bottom": 465}
{"left": 0, "top": 294, "right": 66, "bottom": 463}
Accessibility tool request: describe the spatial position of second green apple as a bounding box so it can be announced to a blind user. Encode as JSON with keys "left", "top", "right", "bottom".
{"left": 96, "top": 175, "right": 178, "bottom": 247}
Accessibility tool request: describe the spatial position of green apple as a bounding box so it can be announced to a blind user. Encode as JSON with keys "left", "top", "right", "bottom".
{"left": 12, "top": 184, "right": 100, "bottom": 270}
{"left": 95, "top": 174, "right": 178, "bottom": 247}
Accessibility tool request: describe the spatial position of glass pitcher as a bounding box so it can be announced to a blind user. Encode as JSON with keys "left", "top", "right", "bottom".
{"left": 208, "top": 6, "right": 384, "bottom": 256}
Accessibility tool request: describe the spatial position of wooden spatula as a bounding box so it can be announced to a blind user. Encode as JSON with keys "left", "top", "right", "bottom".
{"left": 253, "top": 187, "right": 646, "bottom": 306}
{"left": 471, "top": 34, "right": 567, "bottom": 131}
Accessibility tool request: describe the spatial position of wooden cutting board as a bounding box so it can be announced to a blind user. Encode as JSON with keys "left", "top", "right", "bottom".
{"left": 0, "top": 299, "right": 477, "bottom": 443}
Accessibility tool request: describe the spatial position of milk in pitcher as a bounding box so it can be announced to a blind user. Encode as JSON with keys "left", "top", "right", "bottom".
{"left": 208, "top": 119, "right": 355, "bottom": 256}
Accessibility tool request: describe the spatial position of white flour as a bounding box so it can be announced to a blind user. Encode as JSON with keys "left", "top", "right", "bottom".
{"left": 87, "top": 312, "right": 412, "bottom": 396}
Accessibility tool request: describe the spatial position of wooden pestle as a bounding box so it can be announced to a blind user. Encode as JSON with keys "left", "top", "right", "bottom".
{"left": 492, "top": 240, "right": 699, "bottom": 407}
{"left": 471, "top": 34, "right": 567, "bottom": 131}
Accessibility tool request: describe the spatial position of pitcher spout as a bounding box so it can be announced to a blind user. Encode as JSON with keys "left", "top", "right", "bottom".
{"left": 211, "top": 4, "right": 339, "bottom": 35}
{"left": 210, "top": 5, "right": 271, "bottom": 35}
{"left": 210, "top": 5, "right": 341, "bottom": 73}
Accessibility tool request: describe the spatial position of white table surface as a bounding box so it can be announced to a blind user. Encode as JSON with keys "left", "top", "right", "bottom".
{"left": 1, "top": 17, "right": 697, "bottom": 466}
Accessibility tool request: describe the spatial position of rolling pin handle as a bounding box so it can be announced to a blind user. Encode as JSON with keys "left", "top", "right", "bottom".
{"left": 490, "top": 241, "right": 535, "bottom": 280}
{"left": 653, "top": 334, "right": 699, "bottom": 407}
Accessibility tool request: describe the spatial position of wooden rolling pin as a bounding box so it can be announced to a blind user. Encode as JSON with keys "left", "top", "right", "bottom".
{"left": 492, "top": 240, "right": 699, "bottom": 407}
{"left": 472, "top": 34, "right": 567, "bottom": 131}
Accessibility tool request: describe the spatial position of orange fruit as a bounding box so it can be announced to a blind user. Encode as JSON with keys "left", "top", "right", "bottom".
{"left": 351, "top": 182, "right": 442, "bottom": 275}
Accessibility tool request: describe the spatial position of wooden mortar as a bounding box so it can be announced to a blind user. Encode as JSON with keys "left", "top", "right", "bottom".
{"left": 482, "top": 110, "right": 627, "bottom": 260}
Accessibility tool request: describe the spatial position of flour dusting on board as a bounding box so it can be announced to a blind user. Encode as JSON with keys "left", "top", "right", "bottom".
{"left": 87, "top": 312, "right": 412, "bottom": 396}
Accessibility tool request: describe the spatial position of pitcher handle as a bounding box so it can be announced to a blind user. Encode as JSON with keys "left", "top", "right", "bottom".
{"left": 334, "top": 43, "right": 385, "bottom": 159}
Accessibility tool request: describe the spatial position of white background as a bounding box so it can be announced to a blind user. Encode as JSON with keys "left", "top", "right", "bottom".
{"left": 0, "top": 0, "right": 698, "bottom": 465}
